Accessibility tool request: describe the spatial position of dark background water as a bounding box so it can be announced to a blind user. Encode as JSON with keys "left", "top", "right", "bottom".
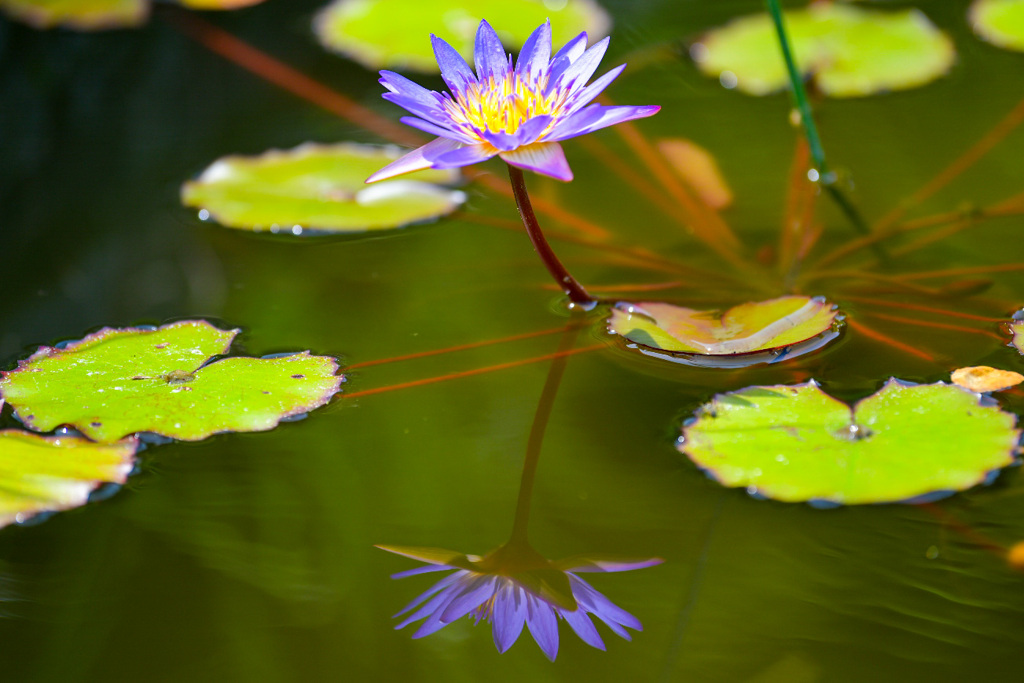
{"left": 3, "top": 0, "right": 1024, "bottom": 680}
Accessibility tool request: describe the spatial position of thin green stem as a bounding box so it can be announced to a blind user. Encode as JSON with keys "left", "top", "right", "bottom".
{"left": 764, "top": 0, "right": 882, "bottom": 256}
{"left": 507, "top": 164, "right": 596, "bottom": 307}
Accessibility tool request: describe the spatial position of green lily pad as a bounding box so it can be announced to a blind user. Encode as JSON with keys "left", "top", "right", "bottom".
{"left": 971, "top": 0, "right": 1024, "bottom": 51}
{"left": 181, "top": 143, "right": 466, "bottom": 234}
{"left": 313, "top": 0, "right": 611, "bottom": 72}
{"left": 0, "top": 0, "right": 147, "bottom": 30}
{"left": 692, "top": 2, "right": 955, "bottom": 97}
{"left": 680, "top": 380, "right": 1020, "bottom": 505}
{"left": 607, "top": 296, "right": 841, "bottom": 367}
{"left": 0, "top": 321, "right": 343, "bottom": 443}
{"left": 0, "top": 429, "right": 136, "bottom": 528}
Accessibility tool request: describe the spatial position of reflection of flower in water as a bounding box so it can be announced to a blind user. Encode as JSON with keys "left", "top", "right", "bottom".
{"left": 379, "top": 541, "right": 661, "bottom": 660}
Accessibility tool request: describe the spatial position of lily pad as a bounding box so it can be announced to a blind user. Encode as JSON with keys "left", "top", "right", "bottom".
{"left": 313, "top": 0, "right": 611, "bottom": 72}
{"left": 970, "top": 0, "right": 1024, "bottom": 51}
{"left": 0, "top": 429, "right": 136, "bottom": 528}
{"left": 181, "top": 143, "right": 467, "bottom": 234}
{"left": 680, "top": 380, "right": 1019, "bottom": 505}
{"left": 0, "top": 321, "right": 343, "bottom": 442}
{"left": 692, "top": 2, "right": 955, "bottom": 97}
{"left": 607, "top": 296, "right": 841, "bottom": 367}
{"left": 0, "top": 0, "right": 147, "bottom": 30}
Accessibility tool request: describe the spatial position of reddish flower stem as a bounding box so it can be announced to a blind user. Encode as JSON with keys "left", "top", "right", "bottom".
{"left": 507, "top": 164, "right": 596, "bottom": 307}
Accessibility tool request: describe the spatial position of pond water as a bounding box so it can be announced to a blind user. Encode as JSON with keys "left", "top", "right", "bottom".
{"left": 3, "top": 0, "right": 1024, "bottom": 680}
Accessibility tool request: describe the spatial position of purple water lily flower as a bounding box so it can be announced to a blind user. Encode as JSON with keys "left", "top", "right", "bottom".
{"left": 366, "top": 20, "right": 660, "bottom": 183}
{"left": 378, "top": 542, "right": 662, "bottom": 661}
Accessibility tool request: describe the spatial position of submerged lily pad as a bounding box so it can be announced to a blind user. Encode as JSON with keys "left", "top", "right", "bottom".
{"left": 181, "top": 143, "right": 466, "bottom": 234}
{"left": 0, "top": 321, "right": 343, "bottom": 442}
{"left": 313, "top": 0, "right": 610, "bottom": 72}
{"left": 0, "top": 429, "right": 136, "bottom": 528}
{"left": 0, "top": 0, "right": 147, "bottom": 30}
{"left": 607, "top": 296, "right": 841, "bottom": 367}
{"left": 692, "top": 2, "right": 955, "bottom": 97}
{"left": 971, "top": 0, "right": 1024, "bottom": 51}
{"left": 680, "top": 380, "right": 1019, "bottom": 505}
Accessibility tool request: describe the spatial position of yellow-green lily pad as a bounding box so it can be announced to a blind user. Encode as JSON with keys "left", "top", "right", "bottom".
{"left": 607, "top": 296, "right": 841, "bottom": 367}
{"left": 0, "top": 0, "right": 147, "bottom": 30}
{"left": 0, "top": 321, "right": 343, "bottom": 443}
{"left": 680, "top": 380, "right": 1020, "bottom": 505}
{"left": 0, "top": 428, "right": 136, "bottom": 528}
{"left": 970, "top": 0, "right": 1024, "bottom": 51}
{"left": 0, "top": 0, "right": 265, "bottom": 30}
{"left": 692, "top": 2, "right": 955, "bottom": 97}
{"left": 181, "top": 143, "right": 466, "bottom": 234}
{"left": 313, "top": 0, "right": 610, "bottom": 72}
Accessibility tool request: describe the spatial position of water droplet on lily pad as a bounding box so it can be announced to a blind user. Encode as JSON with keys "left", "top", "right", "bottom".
{"left": 0, "top": 321, "right": 343, "bottom": 443}
{"left": 693, "top": 2, "right": 955, "bottom": 97}
{"left": 0, "top": 428, "right": 136, "bottom": 528}
{"left": 607, "top": 295, "right": 841, "bottom": 367}
{"left": 971, "top": 0, "right": 1024, "bottom": 51}
{"left": 313, "top": 0, "right": 610, "bottom": 72}
{"left": 181, "top": 143, "right": 466, "bottom": 234}
{"left": 680, "top": 380, "right": 1020, "bottom": 505}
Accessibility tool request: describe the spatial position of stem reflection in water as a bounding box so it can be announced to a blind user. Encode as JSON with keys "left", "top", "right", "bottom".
{"left": 378, "top": 317, "right": 661, "bottom": 661}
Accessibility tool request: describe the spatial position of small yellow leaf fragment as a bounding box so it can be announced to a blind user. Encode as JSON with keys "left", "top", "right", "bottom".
{"left": 950, "top": 366, "right": 1024, "bottom": 393}
{"left": 1008, "top": 541, "right": 1024, "bottom": 571}
{"left": 657, "top": 138, "right": 733, "bottom": 209}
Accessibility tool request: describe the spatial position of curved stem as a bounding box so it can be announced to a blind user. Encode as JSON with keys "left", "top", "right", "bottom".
{"left": 508, "top": 318, "right": 583, "bottom": 544}
{"left": 507, "top": 164, "right": 596, "bottom": 306}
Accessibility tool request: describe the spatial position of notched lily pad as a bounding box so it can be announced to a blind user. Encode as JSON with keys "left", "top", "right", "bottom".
{"left": 0, "top": 429, "right": 136, "bottom": 528}
{"left": 0, "top": 321, "right": 343, "bottom": 442}
{"left": 313, "top": 0, "right": 610, "bottom": 72}
{"left": 181, "top": 143, "right": 466, "bottom": 234}
{"left": 692, "top": 2, "right": 955, "bottom": 97}
{"left": 0, "top": 0, "right": 148, "bottom": 30}
{"left": 680, "top": 380, "right": 1019, "bottom": 505}
{"left": 971, "top": 0, "right": 1024, "bottom": 51}
{"left": 607, "top": 296, "right": 841, "bottom": 367}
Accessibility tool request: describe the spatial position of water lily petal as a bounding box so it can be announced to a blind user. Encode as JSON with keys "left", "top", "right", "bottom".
{"left": 525, "top": 594, "right": 560, "bottom": 661}
{"left": 440, "top": 575, "right": 498, "bottom": 622}
{"left": 431, "top": 33, "right": 476, "bottom": 94}
{"left": 566, "top": 63, "right": 626, "bottom": 112}
{"left": 513, "top": 114, "right": 554, "bottom": 146}
{"left": 557, "top": 37, "right": 610, "bottom": 94}
{"left": 379, "top": 70, "right": 437, "bottom": 106}
{"left": 500, "top": 142, "right": 573, "bottom": 181}
{"left": 431, "top": 143, "right": 499, "bottom": 169}
{"left": 569, "top": 575, "right": 642, "bottom": 633}
{"left": 365, "top": 137, "right": 462, "bottom": 182}
{"left": 515, "top": 19, "right": 551, "bottom": 79}
{"left": 398, "top": 116, "right": 476, "bottom": 143}
{"left": 557, "top": 556, "right": 664, "bottom": 573}
{"left": 474, "top": 19, "right": 508, "bottom": 82}
{"left": 492, "top": 584, "right": 528, "bottom": 653}
{"left": 482, "top": 129, "right": 521, "bottom": 152}
{"left": 547, "top": 104, "right": 661, "bottom": 141}
{"left": 562, "top": 607, "right": 606, "bottom": 650}
{"left": 381, "top": 93, "right": 450, "bottom": 127}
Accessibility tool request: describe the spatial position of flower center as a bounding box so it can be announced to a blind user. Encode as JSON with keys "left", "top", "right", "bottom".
{"left": 444, "top": 73, "right": 565, "bottom": 138}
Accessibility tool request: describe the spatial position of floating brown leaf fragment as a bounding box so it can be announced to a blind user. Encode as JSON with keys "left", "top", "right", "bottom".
{"left": 951, "top": 366, "right": 1024, "bottom": 393}
{"left": 657, "top": 138, "right": 733, "bottom": 209}
{"left": 1008, "top": 541, "right": 1024, "bottom": 571}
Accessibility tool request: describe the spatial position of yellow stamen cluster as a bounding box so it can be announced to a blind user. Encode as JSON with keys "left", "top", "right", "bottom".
{"left": 443, "top": 72, "right": 568, "bottom": 137}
